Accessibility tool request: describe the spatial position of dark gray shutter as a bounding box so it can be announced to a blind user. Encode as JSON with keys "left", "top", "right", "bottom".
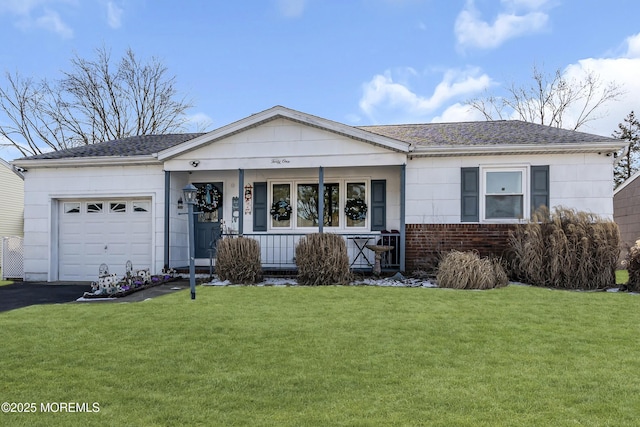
{"left": 253, "top": 182, "right": 267, "bottom": 232}
{"left": 531, "top": 165, "right": 549, "bottom": 214}
{"left": 370, "top": 180, "right": 386, "bottom": 231}
{"left": 461, "top": 167, "right": 479, "bottom": 222}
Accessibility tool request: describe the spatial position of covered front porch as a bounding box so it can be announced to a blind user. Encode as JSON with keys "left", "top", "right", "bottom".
{"left": 166, "top": 164, "right": 406, "bottom": 275}
{"left": 159, "top": 107, "right": 411, "bottom": 274}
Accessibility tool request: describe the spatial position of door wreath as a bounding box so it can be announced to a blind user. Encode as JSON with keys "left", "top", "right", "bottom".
{"left": 344, "top": 198, "right": 368, "bottom": 221}
{"left": 197, "top": 184, "right": 222, "bottom": 212}
{"left": 270, "top": 200, "right": 292, "bottom": 221}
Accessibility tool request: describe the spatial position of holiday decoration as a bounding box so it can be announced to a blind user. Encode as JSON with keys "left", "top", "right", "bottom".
{"left": 270, "top": 199, "right": 292, "bottom": 222}
{"left": 196, "top": 184, "right": 222, "bottom": 212}
{"left": 344, "top": 198, "right": 368, "bottom": 221}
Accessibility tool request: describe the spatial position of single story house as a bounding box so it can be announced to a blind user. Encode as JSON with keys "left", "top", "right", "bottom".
{"left": 12, "top": 106, "right": 624, "bottom": 282}
{"left": 614, "top": 169, "right": 640, "bottom": 258}
{"left": 0, "top": 158, "right": 24, "bottom": 265}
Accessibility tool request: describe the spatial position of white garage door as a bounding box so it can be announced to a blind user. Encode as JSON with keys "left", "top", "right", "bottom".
{"left": 58, "top": 199, "right": 152, "bottom": 281}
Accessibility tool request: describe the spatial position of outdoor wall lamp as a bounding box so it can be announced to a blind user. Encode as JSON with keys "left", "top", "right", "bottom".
{"left": 177, "top": 197, "right": 184, "bottom": 210}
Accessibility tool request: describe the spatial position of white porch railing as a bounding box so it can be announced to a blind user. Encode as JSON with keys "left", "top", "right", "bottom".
{"left": 2, "top": 236, "right": 24, "bottom": 280}
{"left": 223, "top": 232, "right": 401, "bottom": 271}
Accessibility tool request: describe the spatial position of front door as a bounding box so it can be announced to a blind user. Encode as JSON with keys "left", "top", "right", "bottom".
{"left": 194, "top": 182, "right": 223, "bottom": 258}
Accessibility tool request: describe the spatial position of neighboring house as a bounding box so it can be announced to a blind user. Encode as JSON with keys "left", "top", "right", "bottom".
{"left": 614, "top": 170, "right": 640, "bottom": 258}
{"left": 12, "top": 106, "right": 624, "bottom": 282}
{"left": 0, "top": 158, "right": 24, "bottom": 263}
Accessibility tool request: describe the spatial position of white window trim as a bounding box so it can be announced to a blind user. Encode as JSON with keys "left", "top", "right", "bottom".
{"left": 267, "top": 178, "right": 371, "bottom": 231}
{"left": 480, "top": 166, "right": 529, "bottom": 223}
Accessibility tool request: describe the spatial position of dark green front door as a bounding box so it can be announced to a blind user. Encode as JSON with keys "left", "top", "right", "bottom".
{"left": 194, "top": 182, "right": 223, "bottom": 258}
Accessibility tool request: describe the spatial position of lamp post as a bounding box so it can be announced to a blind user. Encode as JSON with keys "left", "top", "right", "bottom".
{"left": 183, "top": 183, "right": 197, "bottom": 300}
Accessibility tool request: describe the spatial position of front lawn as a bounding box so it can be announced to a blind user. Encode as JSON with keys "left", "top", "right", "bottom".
{"left": 1, "top": 285, "right": 638, "bottom": 426}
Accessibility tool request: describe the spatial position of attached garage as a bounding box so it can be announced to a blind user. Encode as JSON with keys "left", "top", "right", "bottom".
{"left": 58, "top": 198, "right": 153, "bottom": 281}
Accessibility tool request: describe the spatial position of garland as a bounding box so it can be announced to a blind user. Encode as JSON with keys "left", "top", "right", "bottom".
{"left": 344, "top": 198, "right": 368, "bottom": 221}
{"left": 196, "top": 184, "right": 222, "bottom": 212}
{"left": 270, "top": 199, "right": 292, "bottom": 221}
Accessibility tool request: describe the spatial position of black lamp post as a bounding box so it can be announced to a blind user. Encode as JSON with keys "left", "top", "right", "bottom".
{"left": 183, "top": 183, "right": 197, "bottom": 300}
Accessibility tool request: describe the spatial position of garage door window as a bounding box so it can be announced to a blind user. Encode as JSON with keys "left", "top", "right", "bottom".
{"left": 64, "top": 202, "right": 81, "bottom": 214}
{"left": 110, "top": 202, "right": 127, "bottom": 213}
{"left": 87, "top": 203, "right": 103, "bottom": 213}
{"left": 133, "top": 201, "right": 150, "bottom": 212}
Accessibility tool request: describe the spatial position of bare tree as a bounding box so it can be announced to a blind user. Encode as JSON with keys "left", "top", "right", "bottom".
{"left": 467, "top": 65, "right": 625, "bottom": 131}
{"left": 0, "top": 47, "right": 193, "bottom": 157}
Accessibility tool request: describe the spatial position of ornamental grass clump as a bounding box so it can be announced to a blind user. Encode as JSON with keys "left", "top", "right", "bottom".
{"left": 508, "top": 206, "right": 620, "bottom": 290}
{"left": 625, "top": 240, "right": 640, "bottom": 292}
{"left": 436, "top": 250, "right": 508, "bottom": 290}
{"left": 296, "top": 233, "right": 351, "bottom": 286}
{"left": 215, "top": 237, "right": 262, "bottom": 284}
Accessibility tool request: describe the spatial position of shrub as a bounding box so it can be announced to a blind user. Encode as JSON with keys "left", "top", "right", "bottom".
{"left": 508, "top": 207, "right": 620, "bottom": 290}
{"left": 625, "top": 240, "right": 640, "bottom": 292}
{"left": 295, "top": 233, "right": 351, "bottom": 286}
{"left": 215, "top": 237, "right": 262, "bottom": 284}
{"left": 436, "top": 250, "right": 508, "bottom": 290}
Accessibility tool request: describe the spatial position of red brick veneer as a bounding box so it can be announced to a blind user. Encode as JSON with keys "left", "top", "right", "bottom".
{"left": 405, "top": 223, "right": 517, "bottom": 272}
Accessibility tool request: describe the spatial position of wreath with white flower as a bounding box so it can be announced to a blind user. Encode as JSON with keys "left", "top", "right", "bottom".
{"left": 196, "top": 184, "right": 222, "bottom": 212}
{"left": 344, "top": 198, "right": 368, "bottom": 221}
{"left": 270, "top": 199, "right": 292, "bottom": 221}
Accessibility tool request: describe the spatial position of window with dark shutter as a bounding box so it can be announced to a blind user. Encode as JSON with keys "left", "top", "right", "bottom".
{"left": 531, "top": 165, "right": 549, "bottom": 214}
{"left": 461, "top": 167, "right": 479, "bottom": 222}
{"left": 370, "top": 180, "right": 386, "bottom": 231}
{"left": 253, "top": 182, "right": 267, "bottom": 232}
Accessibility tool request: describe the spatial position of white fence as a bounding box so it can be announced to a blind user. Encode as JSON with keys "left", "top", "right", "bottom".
{"left": 2, "top": 236, "right": 24, "bottom": 280}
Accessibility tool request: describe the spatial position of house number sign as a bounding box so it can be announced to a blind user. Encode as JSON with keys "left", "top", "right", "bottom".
{"left": 271, "top": 158, "right": 290, "bottom": 164}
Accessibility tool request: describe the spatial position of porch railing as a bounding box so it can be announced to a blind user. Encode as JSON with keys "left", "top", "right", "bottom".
{"left": 222, "top": 232, "right": 401, "bottom": 271}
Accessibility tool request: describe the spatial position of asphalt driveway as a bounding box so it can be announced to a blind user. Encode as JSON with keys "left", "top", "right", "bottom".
{"left": 0, "top": 280, "right": 190, "bottom": 313}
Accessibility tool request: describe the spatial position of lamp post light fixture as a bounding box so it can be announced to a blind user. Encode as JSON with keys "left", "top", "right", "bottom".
{"left": 183, "top": 183, "right": 198, "bottom": 300}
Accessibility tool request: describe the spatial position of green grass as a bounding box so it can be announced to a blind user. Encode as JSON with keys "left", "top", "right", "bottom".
{"left": 617, "top": 269, "right": 629, "bottom": 285}
{"left": 1, "top": 285, "right": 639, "bottom": 426}
{"left": 0, "top": 280, "right": 13, "bottom": 286}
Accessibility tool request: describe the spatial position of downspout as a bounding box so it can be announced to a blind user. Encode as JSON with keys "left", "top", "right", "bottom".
{"left": 238, "top": 168, "right": 244, "bottom": 235}
{"left": 318, "top": 166, "right": 324, "bottom": 233}
{"left": 400, "top": 164, "right": 406, "bottom": 272}
{"left": 164, "top": 170, "right": 170, "bottom": 269}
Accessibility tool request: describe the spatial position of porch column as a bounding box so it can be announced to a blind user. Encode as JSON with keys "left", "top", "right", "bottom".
{"left": 164, "top": 170, "right": 170, "bottom": 269}
{"left": 318, "top": 166, "right": 324, "bottom": 233}
{"left": 400, "top": 164, "right": 406, "bottom": 272}
{"left": 238, "top": 168, "right": 244, "bottom": 235}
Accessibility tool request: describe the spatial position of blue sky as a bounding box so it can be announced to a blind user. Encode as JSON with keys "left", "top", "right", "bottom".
{"left": 1, "top": 0, "right": 640, "bottom": 160}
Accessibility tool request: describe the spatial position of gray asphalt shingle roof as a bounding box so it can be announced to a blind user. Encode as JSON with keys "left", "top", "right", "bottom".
{"left": 358, "top": 120, "right": 616, "bottom": 146}
{"left": 21, "top": 133, "right": 205, "bottom": 160}
{"left": 18, "top": 119, "right": 616, "bottom": 161}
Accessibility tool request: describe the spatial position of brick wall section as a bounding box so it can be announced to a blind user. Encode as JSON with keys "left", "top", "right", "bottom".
{"left": 405, "top": 223, "right": 517, "bottom": 272}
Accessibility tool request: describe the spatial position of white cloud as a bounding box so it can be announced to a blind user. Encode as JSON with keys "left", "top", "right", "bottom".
{"left": 33, "top": 9, "right": 73, "bottom": 38}
{"left": 276, "top": 0, "right": 306, "bottom": 18}
{"left": 186, "top": 112, "right": 214, "bottom": 132}
{"left": 455, "top": 0, "right": 549, "bottom": 51}
{"left": 2, "top": 0, "right": 75, "bottom": 39}
{"left": 431, "top": 102, "right": 486, "bottom": 123}
{"left": 561, "top": 56, "right": 640, "bottom": 136}
{"left": 106, "top": 1, "right": 123, "bottom": 29}
{"left": 625, "top": 32, "right": 640, "bottom": 58}
{"left": 359, "top": 67, "right": 492, "bottom": 123}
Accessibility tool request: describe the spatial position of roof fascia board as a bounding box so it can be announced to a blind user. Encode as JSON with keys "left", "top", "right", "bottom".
{"left": 12, "top": 155, "right": 160, "bottom": 168}
{"left": 157, "top": 106, "right": 409, "bottom": 160}
{"left": 410, "top": 141, "right": 627, "bottom": 157}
